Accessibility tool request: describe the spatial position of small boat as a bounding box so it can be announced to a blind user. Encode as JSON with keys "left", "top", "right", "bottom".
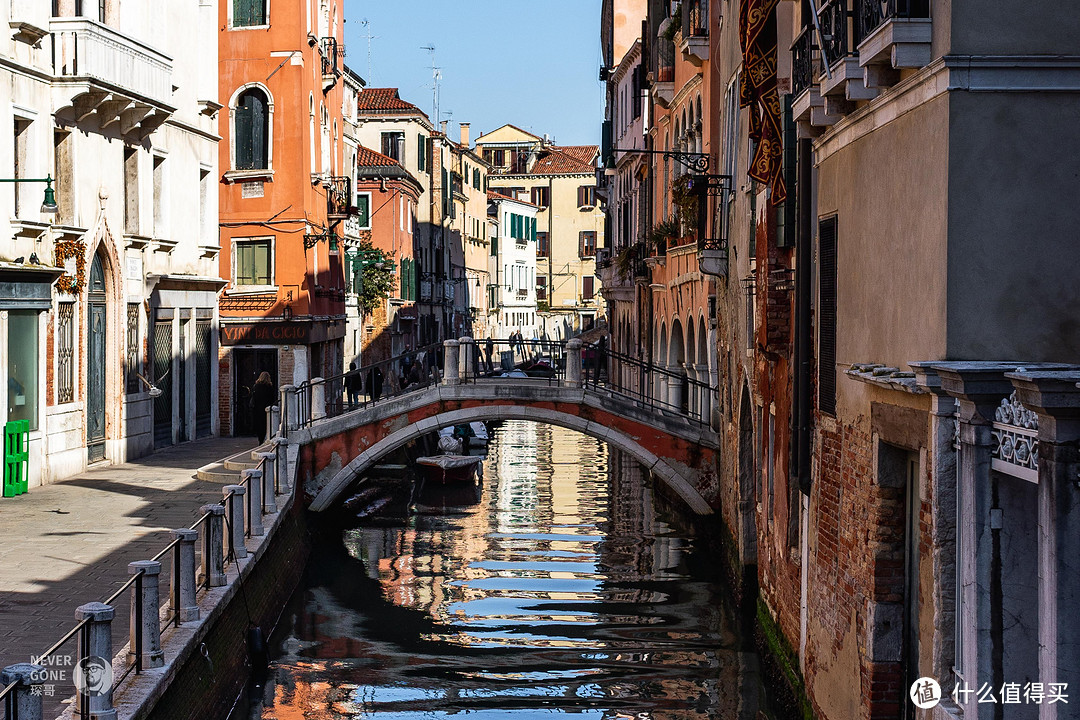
{"left": 437, "top": 422, "right": 489, "bottom": 451}
{"left": 415, "top": 454, "right": 483, "bottom": 485}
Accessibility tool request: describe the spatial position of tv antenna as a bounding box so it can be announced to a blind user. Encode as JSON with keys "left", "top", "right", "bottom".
{"left": 421, "top": 45, "right": 441, "bottom": 125}
{"left": 359, "top": 19, "right": 377, "bottom": 81}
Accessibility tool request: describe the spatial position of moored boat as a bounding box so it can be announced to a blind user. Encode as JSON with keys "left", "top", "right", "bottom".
{"left": 415, "top": 454, "right": 483, "bottom": 485}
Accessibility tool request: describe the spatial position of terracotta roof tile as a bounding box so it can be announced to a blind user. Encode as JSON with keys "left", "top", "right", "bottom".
{"left": 357, "top": 88, "right": 428, "bottom": 117}
{"left": 487, "top": 190, "right": 537, "bottom": 207}
{"left": 356, "top": 145, "right": 403, "bottom": 168}
{"left": 529, "top": 145, "right": 599, "bottom": 175}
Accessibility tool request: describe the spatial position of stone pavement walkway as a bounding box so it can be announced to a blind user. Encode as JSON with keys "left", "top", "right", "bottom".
{"left": 0, "top": 436, "right": 256, "bottom": 683}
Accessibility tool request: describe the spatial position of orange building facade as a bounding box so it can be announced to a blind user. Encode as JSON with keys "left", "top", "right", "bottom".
{"left": 216, "top": 0, "right": 348, "bottom": 437}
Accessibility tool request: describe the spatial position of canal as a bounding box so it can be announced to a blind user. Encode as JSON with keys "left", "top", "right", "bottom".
{"left": 246, "top": 420, "right": 764, "bottom": 718}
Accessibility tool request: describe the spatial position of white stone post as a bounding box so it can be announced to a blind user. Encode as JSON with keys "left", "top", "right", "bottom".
{"left": 223, "top": 485, "right": 247, "bottom": 560}
{"left": 459, "top": 337, "right": 475, "bottom": 380}
{"left": 311, "top": 377, "right": 326, "bottom": 420}
{"left": 280, "top": 384, "right": 297, "bottom": 433}
{"left": 241, "top": 469, "right": 264, "bottom": 537}
{"left": 269, "top": 404, "right": 280, "bottom": 438}
{"left": 257, "top": 452, "right": 277, "bottom": 512}
{"left": 274, "top": 437, "right": 290, "bottom": 493}
{"left": 443, "top": 339, "right": 460, "bottom": 385}
{"left": 170, "top": 528, "right": 199, "bottom": 623}
{"left": 565, "top": 338, "right": 583, "bottom": 388}
{"left": 127, "top": 560, "right": 165, "bottom": 669}
{"left": 1, "top": 663, "right": 45, "bottom": 720}
{"left": 73, "top": 602, "right": 117, "bottom": 720}
{"left": 200, "top": 504, "right": 226, "bottom": 587}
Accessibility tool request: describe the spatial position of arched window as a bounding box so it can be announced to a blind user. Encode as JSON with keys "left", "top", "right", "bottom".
{"left": 234, "top": 89, "right": 269, "bottom": 170}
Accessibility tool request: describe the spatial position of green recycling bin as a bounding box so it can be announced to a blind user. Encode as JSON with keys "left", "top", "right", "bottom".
{"left": 3, "top": 419, "right": 29, "bottom": 497}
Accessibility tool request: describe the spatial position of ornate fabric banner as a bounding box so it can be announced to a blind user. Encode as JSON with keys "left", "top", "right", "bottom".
{"left": 739, "top": 0, "right": 786, "bottom": 204}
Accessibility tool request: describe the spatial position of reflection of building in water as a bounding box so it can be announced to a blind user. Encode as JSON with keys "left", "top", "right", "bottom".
{"left": 493, "top": 420, "right": 540, "bottom": 533}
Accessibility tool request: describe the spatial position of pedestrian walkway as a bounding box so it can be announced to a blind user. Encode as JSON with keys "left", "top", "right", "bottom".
{"left": 0, "top": 436, "right": 256, "bottom": 679}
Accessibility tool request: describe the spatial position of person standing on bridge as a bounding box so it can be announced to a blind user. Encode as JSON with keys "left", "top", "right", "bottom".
{"left": 250, "top": 372, "right": 276, "bottom": 444}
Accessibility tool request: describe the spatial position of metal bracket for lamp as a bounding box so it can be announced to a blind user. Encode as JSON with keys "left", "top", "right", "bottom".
{"left": 609, "top": 148, "right": 710, "bottom": 174}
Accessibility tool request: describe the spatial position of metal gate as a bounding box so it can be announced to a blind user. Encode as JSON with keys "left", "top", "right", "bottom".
{"left": 153, "top": 321, "right": 173, "bottom": 448}
{"left": 195, "top": 320, "right": 212, "bottom": 438}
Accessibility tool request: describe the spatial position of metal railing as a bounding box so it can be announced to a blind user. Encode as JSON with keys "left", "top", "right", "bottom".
{"left": 459, "top": 338, "right": 567, "bottom": 385}
{"left": 682, "top": 0, "right": 709, "bottom": 38}
{"left": 856, "top": 0, "right": 930, "bottom": 40}
{"left": 791, "top": 26, "right": 818, "bottom": 97}
{"left": 818, "top": 0, "right": 855, "bottom": 68}
{"left": 2, "top": 441, "right": 289, "bottom": 719}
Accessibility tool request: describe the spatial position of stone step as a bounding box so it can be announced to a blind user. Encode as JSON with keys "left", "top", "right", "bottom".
{"left": 195, "top": 461, "right": 241, "bottom": 484}
{"left": 223, "top": 447, "right": 260, "bottom": 471}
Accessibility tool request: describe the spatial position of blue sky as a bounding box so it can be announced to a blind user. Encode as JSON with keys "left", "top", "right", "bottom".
{"left": 343, "top": 0, "right": 604, "bottom": 146}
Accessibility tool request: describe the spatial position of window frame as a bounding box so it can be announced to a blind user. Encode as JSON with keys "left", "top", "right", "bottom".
{"left": 579, "top": 230, "right": 597, "bottom": 258}
{"left": 231, "top": 236, "right": 275, "bottom": 290}
{"left": 230, "top": 84, "right": 274, "bottom": 174}
{"left": 355, "top": 192, "right": 372, "bottom": 230}
{"left": 537, "top": 231, "right": 550, "bottom": 258}
{"left": 229, "top": 0, "right": 269, "bottom": 29}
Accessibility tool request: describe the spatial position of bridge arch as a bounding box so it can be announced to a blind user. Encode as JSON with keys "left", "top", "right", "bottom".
{"left": 308, "top": 404, "right": 713, "bottom": 516}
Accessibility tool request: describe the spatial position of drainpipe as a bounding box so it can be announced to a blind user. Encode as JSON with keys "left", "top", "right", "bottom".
{"left": 794, "top": 138, "right": 813, "bottom": 496}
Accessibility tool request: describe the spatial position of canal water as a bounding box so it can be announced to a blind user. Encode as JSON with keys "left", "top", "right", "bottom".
{"left": 251, "top": 421, "right": 763, "bottom": 719}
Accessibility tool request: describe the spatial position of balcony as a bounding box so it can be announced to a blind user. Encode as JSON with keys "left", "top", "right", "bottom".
{"left": 679, "top": 0, "right": 709, "bottom": 67}
{"left": 652, "top": 23, "right": 676, "bottom": 107}
{"left": 50, "top": 17, "right": 174, "bottom": 140}
{"left": 817, "top": 0, "right": 877, "bottom": 107}
{"left": 319, "top": 37, "right": 343, "bottom": 91}
{"left": 791, "top": 26, "right": 834, "bottom": 128}
{"left": 856, "top": 0, "right": 931, "bottom": 85}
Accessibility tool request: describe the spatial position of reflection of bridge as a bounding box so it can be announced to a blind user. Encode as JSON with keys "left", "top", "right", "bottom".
{"left": 278, "top": 339, "right": 719, "bottom": 516}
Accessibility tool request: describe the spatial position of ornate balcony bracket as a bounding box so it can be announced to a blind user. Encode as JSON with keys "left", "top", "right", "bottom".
{"left": 610, "top": 148, "right": 710, "bottom": 174}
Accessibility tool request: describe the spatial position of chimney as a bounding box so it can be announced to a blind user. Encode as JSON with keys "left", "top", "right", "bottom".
{"left": 460, "top": 122, "right": 470, "bottom": 147}
{"left": 440, "top": 120, "right": 448, "bottom": 135}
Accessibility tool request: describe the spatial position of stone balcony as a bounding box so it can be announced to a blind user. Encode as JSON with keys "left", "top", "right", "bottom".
{"left": 50, "top": 17, "right": 175, "bottom": 140}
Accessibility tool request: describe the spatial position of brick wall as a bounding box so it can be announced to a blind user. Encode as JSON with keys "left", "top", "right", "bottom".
{"left": 217, "top": 346, "right": 231, "bottom": 435}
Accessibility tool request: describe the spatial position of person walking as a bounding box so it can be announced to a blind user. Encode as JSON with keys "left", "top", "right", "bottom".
{"left": 346, "top": 362, "right": 362, "bottom": 406}
{"left": 485, "top": 336, "right": 495, "bottom": 374}
{"left": 250, "top": 371, "right": 276, "bottom": 444}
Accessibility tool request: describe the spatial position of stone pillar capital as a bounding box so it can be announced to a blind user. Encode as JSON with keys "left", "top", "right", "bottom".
{"left": 1006, "top": 369, "right": 1080, "bottom": 442}
{"left": 929, "top": 362, "right": 1033, "bottom": 424}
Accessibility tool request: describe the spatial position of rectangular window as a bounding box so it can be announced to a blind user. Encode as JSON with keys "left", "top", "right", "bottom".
{"left": 577, "top": 185, "right": 596, "bottom": 208}
{"left": 473, "top": 168, "right": 481, "bottom": 190}
{"left": 57, "top": 302, "right": 74, "bottom": 404}
{"left": 234, "top": 238, "right": 273, "bottom": 286}
{"left": 582, "top": 276, "right": 595, "bottom": 300}
{"left": 13, "top": 118, "right": 30, "bottom": 218}
{"left": 8, "top": 311, "right": 38, "bottom": 431}
{"left": 126, "top": 303, "right": 141, "bottom": 394}
{"left": 381, "top": 132, "right": 404, "bottom": 161}
{"left": 417, "top": 134, "right": 427, "bottom": 172}
{"left": 818, "top": 216, "right": 838, "bottom": 416}
{"left": 54, "top": 131, "right": 74, "bottom": 223}
{"left": 124, "top": 147, "right": 139, "bottom": 235}
{"left": 493, "top": 148, "right": 505, "bottom": 167}
{"left": 531, "top": 186, "right": 550, "bottom": 208}
{"left": 536, "top": 275, "right": 547, "bottom": 300}
{"left": 356, "top": 193, "right": 371, "bottom": 229}
{"left": 579, "top": 231, "right": 597, "bottom": 258}
{"left": 152, "top": 155, "right": 166, "bottom": 238}
{"left": 199, "top": 168, "right": 211, "bottom": 245}
{"left": 537, "top": 232, "right": 549, "bottom": 258}
{"left": 232, "top": 0, "right": 266, "bottom": 26}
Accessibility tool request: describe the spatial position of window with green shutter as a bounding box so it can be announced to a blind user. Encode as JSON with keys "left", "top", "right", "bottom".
{"left": 233, "top": 0, "right": 266, "bottom": 27}
{"left": 234, "top": 88, "right": 269, "bottom": 169}
{"left": 417, "top": 135, "right": 426, "bottom": 172}
{"left": 235, "top": 238, "right": 272, "bottom": 286}
{"left": 356, "top": 193, "right": 371, "bottom": 229}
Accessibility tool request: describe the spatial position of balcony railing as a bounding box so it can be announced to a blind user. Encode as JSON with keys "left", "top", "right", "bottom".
{"left": 326, "top": 176, "right": 352, "bottom": 221}
{"left": 791, "top": 26, "right": 817, "bottom": 97}
{"left": 50, "top": 17, "right": 173, "bottom": 106}
{"left": 656, "top": 34, "right": 675, "bottom": 82}
{"left": 818, "top": 0, "right": 855, "bottom": 69}
{"left": 319, "top": 37, "right": 342, "bottom": 77}
{"left": 682, "top": 0, "right": 709, "bottom": 38}
{"left": 856, "top": 0, "right": 930, "bottom": 40}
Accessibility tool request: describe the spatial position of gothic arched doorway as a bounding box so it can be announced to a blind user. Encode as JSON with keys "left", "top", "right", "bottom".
{"left": 87, "top": 253, "right": 107, "bottom": 462}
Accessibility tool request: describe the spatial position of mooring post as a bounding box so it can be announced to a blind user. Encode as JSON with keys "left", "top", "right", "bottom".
{"left": 241, "top": 469, "right": 264, "bottom": 537}
{"left": 565, "top": 338, "right": 583, "bottom": 388}
{"left": 257, "top": 452, "right": 277, "bottom": 512}
{"left": 223, "top": 485, "right": 248, "bottom": 560}
{"left": 171, "top": 528, "right": 199, "bottom": 623}
{"left": 73, "top": 602, "right": 117, "bottom": 720}
{"left": 200, "top": 503, "right": 227, "bottom": 587}
{"left": 443, "top": 339, "right": 460, "bottom": 385}
{"left": 1, "top": 663, "right": 45, "bottom": 720}
{"left": 127, "top": 561, "right": 165, "bottom": 669}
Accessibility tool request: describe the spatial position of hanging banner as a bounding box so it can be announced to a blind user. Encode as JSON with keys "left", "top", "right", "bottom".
{"left": 739, "top": 0, "right": 787, "bottom": 204}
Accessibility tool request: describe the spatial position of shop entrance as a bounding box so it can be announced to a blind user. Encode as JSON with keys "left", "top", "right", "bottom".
{"left": 233, "top": 349, "right": 277, "bottom": 438}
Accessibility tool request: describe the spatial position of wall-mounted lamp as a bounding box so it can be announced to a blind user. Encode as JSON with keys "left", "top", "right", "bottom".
{"left": 0, "top": 175, "right": 58, "bottom": 214}
{"left": 282, "top": 303, "right": 293, "bottom": 321}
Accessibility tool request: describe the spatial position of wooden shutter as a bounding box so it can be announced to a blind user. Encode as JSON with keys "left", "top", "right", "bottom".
{"left": 582, "top": 276, "right": 594, "bottom": 300}
{"left": 417, "top": 134, "right": 426, "bottom": 171}
{"left": 818, "top": 216, "right": 837, "bottom": 416}
{"left": 251, "top": 92, "right": 268, "bottom": 169}
{"left": 235, "top": 95, "right": 253, "bottom": 169}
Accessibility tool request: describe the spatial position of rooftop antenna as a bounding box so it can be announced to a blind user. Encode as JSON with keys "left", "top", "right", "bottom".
{"left": 359, "top": 18, "right": 377, "bottom": 81}
{"left": 421, "top": 45, "right": 441, "bottom": 125}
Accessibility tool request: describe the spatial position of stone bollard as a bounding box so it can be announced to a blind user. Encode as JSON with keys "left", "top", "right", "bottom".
{"left": 257, "top": 452, "right": 277, "bottom": 512}
{"left": 443, "top": 339, "right": 460, "bottom": 386}
{"left": 74, "top": 602, "right": 117, "bottom": 720}
{"left": 241, "top": 469, "right": 264, "bottom": 537}
{"left": 199, "top": 504, "right": 226, "bottom": 587}
{"left": 458, "top": 337, "right": 475, "bottom": 380}
{"left": 1, "top": 663, "right": 45, "bottom": 720}
{"left": 127, "top": 560, "right": 165, "bottom": 669}
{"left": 565, "top": 338, "right": 583, "bottom": 388}
{"left": 310, "top": 378, "right": 326, "bottom": 420}
{"left": 223, "top": 485, "right": 248, "bottom": 560}
{"left": 170, "top": 529, "right": 199, "bottom": 623}
{"left": 274, "top": 437, "right": 290, "bottom": 493}
{"left": 280, "top": 384, "right": 297, "bottom": 432}
{"left": 268, "top": 405, "right": 280, "bottom": 442}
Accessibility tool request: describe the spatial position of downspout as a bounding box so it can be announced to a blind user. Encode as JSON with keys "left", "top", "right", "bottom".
{"left": 795, "top": 138, "right": 812, "bottom": 496}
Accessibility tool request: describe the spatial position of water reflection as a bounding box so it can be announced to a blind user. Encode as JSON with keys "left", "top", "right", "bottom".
{"left": 258, "top": 421, "right": 759, "bottom": 719}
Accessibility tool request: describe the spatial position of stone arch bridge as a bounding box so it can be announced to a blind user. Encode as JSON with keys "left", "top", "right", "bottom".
{"left": 279, "top": 340, "right": 720, "bottom": 516}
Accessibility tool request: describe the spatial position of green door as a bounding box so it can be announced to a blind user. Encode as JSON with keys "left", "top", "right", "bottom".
{"left": 87, "top": 255, "right": 107, "bottom": 463}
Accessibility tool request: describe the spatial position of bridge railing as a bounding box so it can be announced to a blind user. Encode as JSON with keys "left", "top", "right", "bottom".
{"left": 457, "top": 338, "right": 568, "bottom": 385}
{"left": 291, "top": 342, "right": 444, "bottom": 428}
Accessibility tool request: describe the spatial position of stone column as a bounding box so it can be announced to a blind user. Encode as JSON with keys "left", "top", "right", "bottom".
{"left": 223, "top": 485, "right": 247, "bottom": 560}
{"left": 73, "top": 602, "right": 116, "bottom": 720}
{"left": 269, "top": 405, "right": 280, "bottom": 439}
{"left": 565, "top": 338, "right": 583, "bottom": 387}
{"left": 1009, "top": 370, "right": 1080, "bottom": 720}
{"left": 170, "top": 529, "right": 199, "bottom": 623}
{"left": 459, "top": 337, "right": 476, "bottom": 380}
{"left": 199, "top": 503, "right": 226, "bottom": 587}
{"left": 241, "top": 469, "right": 263, "bottom": 537}
{"left": 311, "top": 377, "right": 326, "bottom": 420}
{"left": 667, "top": 366, "right": 684, "bottom": 411}
{"left": 1, "top": 663, "right": 45, "bottom": 720}
{"left": 257, "top": 452, "right": 277, "bottom": 512}
{"left": 280, "top": 384, "right": 297, "bottom": 433}
{"left": 443, "top": 339, "right": 460, "bottom": 385}
{"left": 127, "top": 560, "right": 164, "bottom": 669}
{"left": 274, "top": 437, "right": 290, "bottom": 493}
